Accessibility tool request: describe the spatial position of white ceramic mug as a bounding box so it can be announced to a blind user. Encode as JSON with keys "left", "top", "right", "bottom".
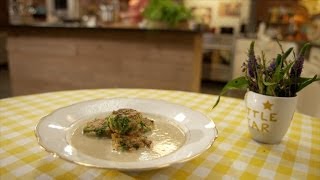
{"left": 245, "top": 91, "right": 297, "bottom": 144}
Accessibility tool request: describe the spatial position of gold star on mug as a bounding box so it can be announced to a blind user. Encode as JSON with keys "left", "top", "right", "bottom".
{"left": 263, "top": 101, "right": 273, "bottom": 110}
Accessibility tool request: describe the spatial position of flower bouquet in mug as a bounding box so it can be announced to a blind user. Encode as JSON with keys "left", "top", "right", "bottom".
{"left": 212, "top": 41, "right": 320, "bottom": 144}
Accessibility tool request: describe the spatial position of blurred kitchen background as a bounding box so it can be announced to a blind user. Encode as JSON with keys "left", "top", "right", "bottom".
{"left": 0, "top": 0, "right": 319, "bottom": 116}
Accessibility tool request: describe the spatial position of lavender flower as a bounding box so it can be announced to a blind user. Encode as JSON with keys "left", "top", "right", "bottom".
{"left": 213, "top": 42, "right": 320, "bottom": 108}
{"left": 290, "top": 55, "right": 304, "bottom": 79}
{"left": 289, "top": 43, "right": 310, "bottom": 96}
{"left": 267, "top": 58, "right": 276, "bottom": 73}
{"left": 289, "top": 44, "right": 309, "bottom": 79}
{"left": 249, "top": 81, "right": 259, "bottom": 93}
{"left": 247, "top": 42, "right": 257, "bottom": 78}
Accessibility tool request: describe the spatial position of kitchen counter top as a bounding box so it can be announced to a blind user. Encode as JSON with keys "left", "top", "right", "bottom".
{"left": 8, "top": 20, "right": 201, "bottom": 33}
{"left": 6, "top": 22, "right": 203, "bottom": 95}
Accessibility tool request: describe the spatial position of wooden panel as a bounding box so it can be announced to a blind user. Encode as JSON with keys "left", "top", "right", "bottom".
{"left": 0, "top": 0, "right": 8, "bottom": 27}
{"left": 7, "top": 37, "right": 77, "bottom": 56}
{"left": 192, "top": 34, "right": 203, "bottom": 92}
{"left": 7, "top": 30, "right": 201, "bottom": 95}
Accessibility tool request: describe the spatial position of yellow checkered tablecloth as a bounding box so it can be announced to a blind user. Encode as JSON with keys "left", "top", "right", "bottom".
{"left": 1, "top": 89, "right": 319, "bottom": 179}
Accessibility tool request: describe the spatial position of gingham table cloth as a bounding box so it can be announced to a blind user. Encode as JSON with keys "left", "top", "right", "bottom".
{"left": 1, "top": 89, "right": 319, "bottom": 179}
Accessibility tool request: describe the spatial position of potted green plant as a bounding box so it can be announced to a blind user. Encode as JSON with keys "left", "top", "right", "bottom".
{"left": 142, "top": 0, "right": 191, "bottom": 28}
{"left": 213, "top": 41, "right": 320, "bottom": 144}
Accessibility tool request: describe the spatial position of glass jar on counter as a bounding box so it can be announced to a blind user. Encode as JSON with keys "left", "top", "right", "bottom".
{"left": 99, "top": 0, "right": 120, "bottom": 23}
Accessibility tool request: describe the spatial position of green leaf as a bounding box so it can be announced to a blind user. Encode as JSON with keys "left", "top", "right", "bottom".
{"left": 267, "top": 54, "right": 283, "bottom": 96}
{"left": 284, "top": 59, "right": 295, "bottom": 76}
{"left": 266, "top": 52, "right": 294, "bottom": 96}
{"left": 263, "top": 80, "right": 277, "bottom": 86}
{"left": 280, "top": 47, "right": 293, "bottom": 67}
{"left": 276, "top": 39, "right": 285, "bottom": 54}
{"left": 275, "top": 54, "right": 282, "bottom": 66}
{"left": 281, "top": 47, "right": 293, "bottom": 62}
{"left": 273, "top": 54, "right": 283, "bottom": 82}
{"left": 280, "top": 61, "right": 295, "bottom": 79}
{"left": 212, "top": 76, "right": 248, "bottom": 109}
{"left": 257, "top": 69, "right": 264, "bottom": 94}
{"left": 265, "top": 86, "right": 275, "bottom": 96}
{"left": 296, "top": 75, "right": 320, "bottom": 92}
{"left": 299, "top": 43, "right": 311, "bottom": 57}
{"left": 143, "top": 0, "right": 191, "bottom": 26}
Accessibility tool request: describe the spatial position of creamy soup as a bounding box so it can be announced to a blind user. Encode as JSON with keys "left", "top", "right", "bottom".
{"left": 70, "top": 113, "right": 186, "bottom": 162}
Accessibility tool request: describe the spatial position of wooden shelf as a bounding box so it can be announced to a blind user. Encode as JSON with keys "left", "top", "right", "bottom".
{"left": 202, "top": 63, "right": 231, "bottom": 82}
{"left": 203, "top": 44, "right": 233, "bottom": 51}
{"left": 201, "top": 33, "right": 234, "bottom": 82}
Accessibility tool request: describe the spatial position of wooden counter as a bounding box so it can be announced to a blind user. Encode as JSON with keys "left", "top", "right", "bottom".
{"left": 7, "top": 27, "right": 202, "bottom": 96}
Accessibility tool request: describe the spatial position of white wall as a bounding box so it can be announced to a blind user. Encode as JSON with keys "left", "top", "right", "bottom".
{"left": 297, "top": 47, "right": 320, "bottom": 118}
